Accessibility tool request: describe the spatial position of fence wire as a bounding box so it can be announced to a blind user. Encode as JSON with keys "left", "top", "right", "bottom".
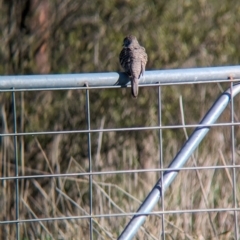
{"left": 0, "top": 66, "right": 240, "bottom": 240}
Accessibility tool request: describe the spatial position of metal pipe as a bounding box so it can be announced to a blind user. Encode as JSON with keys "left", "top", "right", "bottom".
{"left": 158, "top": 84, "right": 165, "bottom": 239}
{"left": 230, "top": 82, "right": 239, "bottom": 239}
{"left": 12, "top": 90, "right": 20, "bottom": 239}
{"left": 0, "top": 66, "right": 240, "bottom": 89}
{"left": 118, "top": 83, "right": 240, "bottom": 240}
{"left": 85, "top": 85, "right": 93, "bottom": 240}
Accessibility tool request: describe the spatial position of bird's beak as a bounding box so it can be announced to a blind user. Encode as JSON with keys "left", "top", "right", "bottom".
{"left": 122, "top": 43, "right": 124, "bottom": 47}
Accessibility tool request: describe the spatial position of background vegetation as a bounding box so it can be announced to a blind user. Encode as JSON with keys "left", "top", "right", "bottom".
{"left": 0, "top": 0, "right": 240, "bottom": 239}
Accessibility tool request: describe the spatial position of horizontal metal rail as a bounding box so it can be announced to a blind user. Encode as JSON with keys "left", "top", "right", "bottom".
{"left": 0, "top": 66, "right": 240, "bottom": 89}
{"left": 1, "top": 164, "right": 240, "bottom": 182}
{"left": 118, "top": 82, "right": 240, "bottom": 240}
{"left": 0, "top": 122, "right": 240, "bottom": 137}
{"left": 1, "top": 207, "right": 240, "bottom": 225}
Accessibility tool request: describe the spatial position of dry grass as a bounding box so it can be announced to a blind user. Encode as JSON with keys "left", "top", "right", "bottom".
{"left": 0, "top": 83, "right": 240, "bottom": 240}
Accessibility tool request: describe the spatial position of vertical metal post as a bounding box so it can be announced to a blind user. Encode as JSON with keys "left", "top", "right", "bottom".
{"left": 12, "top": 90, "right": 19, "bottom": 239}
{"left": 230, "top": 80, "right": 239, "bottom": 239}
{"left": 85, "top": 84, "right": 93, "bottom": 240}
{"left": 158, "top": 85, "right": 165, "bottom": 240}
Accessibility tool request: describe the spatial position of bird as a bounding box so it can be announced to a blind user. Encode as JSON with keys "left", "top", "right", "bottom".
{"left": 119, "top": 35, "right": 148, "bottom": 98}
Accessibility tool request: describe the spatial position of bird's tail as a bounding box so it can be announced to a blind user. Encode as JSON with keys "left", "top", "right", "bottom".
{"left": 131, "top": 78, "right": 138, "bottom": 98}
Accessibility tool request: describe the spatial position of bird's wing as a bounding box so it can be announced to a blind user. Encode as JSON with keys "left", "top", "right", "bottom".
{"left": 119, "top": 47, "right": 132, "bottom": 76}
{"left": 140, "top": 47, "right": 148, "bottom": 77}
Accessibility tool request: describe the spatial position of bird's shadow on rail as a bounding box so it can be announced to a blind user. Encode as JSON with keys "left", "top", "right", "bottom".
{"left": 115, "top": 72, "right": 130, "bottom": 87}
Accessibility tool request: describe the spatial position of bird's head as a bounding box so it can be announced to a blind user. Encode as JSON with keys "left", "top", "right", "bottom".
{"left": 122, "top": 35, "right": 138, "bottom": 47}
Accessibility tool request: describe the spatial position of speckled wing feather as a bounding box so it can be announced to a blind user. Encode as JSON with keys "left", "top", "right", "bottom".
{"left": 140, "top": 46, "right": 147, "bottom": 77}
{"left": 119, "top": 47, "right": 132, "bottom": 76}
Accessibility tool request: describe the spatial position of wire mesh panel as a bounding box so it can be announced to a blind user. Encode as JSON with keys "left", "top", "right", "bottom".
{"left": 0, "top": 67, "right": 240, "bottom": 240}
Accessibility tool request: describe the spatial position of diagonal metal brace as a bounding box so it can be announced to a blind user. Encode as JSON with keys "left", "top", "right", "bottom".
{"left": 118, "top": 83, "right": 240, "bottom": 240}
